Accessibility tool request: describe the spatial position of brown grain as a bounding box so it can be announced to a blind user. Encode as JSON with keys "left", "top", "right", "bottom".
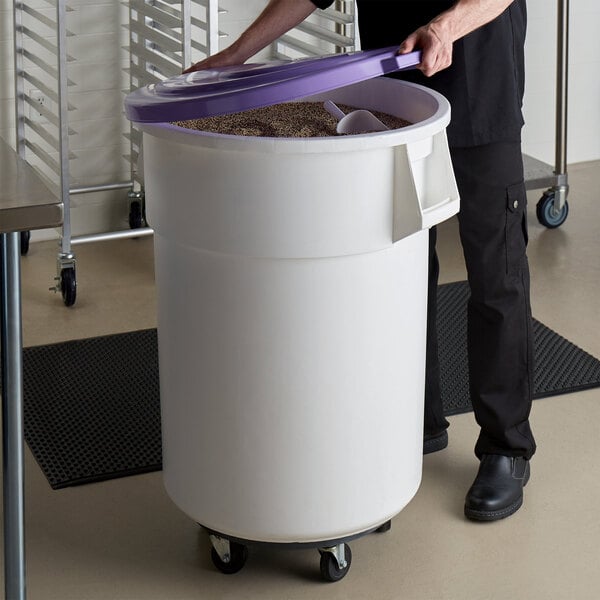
{"left": 173, "top": 101, "right": 411, "bottom": 137}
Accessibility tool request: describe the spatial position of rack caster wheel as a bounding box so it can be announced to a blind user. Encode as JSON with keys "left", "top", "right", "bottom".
{"left": 128, "top": 199, "right": 144, "bottom": 229}
{"left": 20, "top": 231, "right": 30, "bottom": 255}
{"left": 319, "top": 543, "right": 352, "bottom": 582}
{"left": 209, "top": 537, "right": 248, "bottom": 575}
{"left": 60, "top": 266, "right": 77, "bottom": 307}
{"left": 536, "top": 191, "right": 569, "bottom": 229}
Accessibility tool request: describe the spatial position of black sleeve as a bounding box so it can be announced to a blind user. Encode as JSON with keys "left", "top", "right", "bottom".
{"left": 310, "top": 0, "right": 335, "bottom": 9}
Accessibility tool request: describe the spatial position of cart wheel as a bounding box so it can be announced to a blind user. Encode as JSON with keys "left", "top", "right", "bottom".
{"left": 375, "top": 520, "right": 392, "bottom": 533}
{"left": 20, "top": 231, "right": 31, "bottom": 255}
{"left": 210, "top": 542, "right": 248, "bottom": 575}
{"left": 319, "top": 544, "right": 352, "bottom": 582}
{"left": 128, "top": 199, "right": 144, "bottom": 229}
{"left": 60, "top": 267, "right": 77, "bottom": 307}
{"left": 536, "top": 191, "right": 569, "bottom": 229}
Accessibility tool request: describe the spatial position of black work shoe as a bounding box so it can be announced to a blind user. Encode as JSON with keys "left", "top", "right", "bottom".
{"left": 464, "top": 454, "right": 530, "bottom": 521}
{"left": 423, "top": 430, "right": 448, "bottom": 455}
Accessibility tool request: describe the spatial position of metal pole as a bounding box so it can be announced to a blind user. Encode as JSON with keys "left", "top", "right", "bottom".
{"left": 1, "top": 232, "right": 27, "bottom": 600}
{"left": 207, "top": 0, "right": 220, "bottom": 56}
{"left": 181, "top": 0, "right": 192, "bottom": 67}
{"left": 69, "top": 181, "right": 134, "bottom": 195}
{"left": 56, "top": 0, "right": 72, "bottom": 256}
{"left": 71, "top": 227, "right": 154, "bottom": 246}
{"left": 555, "top": 0, "right": 569, "bottom": 178}
{"left": 13, "top": 0, "right": 26, "bottom": 158}
{"left": 334, "top": 0, "right": 343, "bottom": 53}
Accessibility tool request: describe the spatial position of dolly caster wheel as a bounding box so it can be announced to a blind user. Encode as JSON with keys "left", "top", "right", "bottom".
{"left": 209, "top": 536, "right": 247, "bottom": 575}
{"left": 375, "top": 520, "right": 392, "bottom": 533}
{"left": 319, "top": 543, "right": 352, "bottom": 582}
{"left": 20, "top": 231, "right": 30, "bottom": 255}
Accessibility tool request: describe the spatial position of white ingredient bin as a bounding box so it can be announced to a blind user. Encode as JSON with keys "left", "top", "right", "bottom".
{"left": 126, "top": 49, "right": 459, "bottom": 581}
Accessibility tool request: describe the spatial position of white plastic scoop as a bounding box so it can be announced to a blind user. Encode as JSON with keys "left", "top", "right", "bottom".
{"left": 324, "top": 100, "right": 390, "bottom": 134}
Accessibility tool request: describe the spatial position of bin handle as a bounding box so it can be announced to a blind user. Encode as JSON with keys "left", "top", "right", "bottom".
{"left": 392, "top": 131, "right": 460, "bottom": 243}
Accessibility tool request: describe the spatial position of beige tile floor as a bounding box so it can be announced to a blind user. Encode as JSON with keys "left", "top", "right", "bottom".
{"left": 9, "top": 160, "right": 600, "bottom": 599}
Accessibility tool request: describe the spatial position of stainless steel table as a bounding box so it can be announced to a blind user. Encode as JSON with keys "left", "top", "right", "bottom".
{"left": 1, "top": 137, "right": 63, "bottom": 600}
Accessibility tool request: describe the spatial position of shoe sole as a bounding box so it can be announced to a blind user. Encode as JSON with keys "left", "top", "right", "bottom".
{"left": 464, "top": 496, "right": 523, "bottom": 521}
{"left": 464, "top": 465, "right": 530, "bottom": 522}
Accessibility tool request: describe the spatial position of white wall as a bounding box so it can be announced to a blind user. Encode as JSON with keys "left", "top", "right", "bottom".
{"left": 523, "top": 0, "right": 600, "bottom": 164}
{"left": 0, "top": 0, "right": 598, "bottom": 238}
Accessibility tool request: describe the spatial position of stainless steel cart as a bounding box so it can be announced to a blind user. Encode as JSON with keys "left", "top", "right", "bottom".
{"left": 12, "top": 0, "right": 151, "bottom": 307}
{"left": 524, "top": 0, "right": 570, "bottom": 229}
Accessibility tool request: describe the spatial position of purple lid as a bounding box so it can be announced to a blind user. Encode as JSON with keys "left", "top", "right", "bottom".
{"left": 124, "top": 47, "right": 421, "bottom": 123}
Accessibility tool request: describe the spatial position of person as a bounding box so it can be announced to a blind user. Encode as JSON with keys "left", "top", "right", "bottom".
{"left": 184, "top": 0, "right": 536, "bottom": 522}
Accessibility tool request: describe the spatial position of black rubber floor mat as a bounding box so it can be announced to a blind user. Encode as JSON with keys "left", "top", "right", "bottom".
{"left": 438, "top": 281, "right": 600, "bottom": 415}
{"left": 22, "top": 329, "right": 162, "bottom": 489}
{"left": 20, "top": 282, "right": 600, "bottom": 489}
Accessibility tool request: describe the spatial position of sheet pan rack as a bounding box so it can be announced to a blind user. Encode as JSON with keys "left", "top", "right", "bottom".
{"left": 12, "top": 0, "right": 356, "bottom": 307}
{"left": 125, "top": 0, "right": 226, "bottom": 207}
{"left": 272, "top": 0, "right": 356, "bottom": 59}
{"left": 12, "top": 0, "right": 145, "bottom": 307}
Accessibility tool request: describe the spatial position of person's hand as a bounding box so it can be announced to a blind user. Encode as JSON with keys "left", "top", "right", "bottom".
{"left": 183, "top": 47, "right": 241, "bottom": 74}
{"left": 397, "top": 21, "right": 453, "bottom": 77}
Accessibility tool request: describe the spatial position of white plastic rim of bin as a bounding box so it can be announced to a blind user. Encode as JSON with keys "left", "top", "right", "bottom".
{"left": 141, "top": 77, "right": 459, "bottom": 544}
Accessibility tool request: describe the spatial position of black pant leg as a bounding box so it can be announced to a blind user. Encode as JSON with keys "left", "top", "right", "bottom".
{"left": 424, "top": 226, "right": 449, "bottom": 436}
{"left": 451, "top": 142, "right": 536, "bottom": 459}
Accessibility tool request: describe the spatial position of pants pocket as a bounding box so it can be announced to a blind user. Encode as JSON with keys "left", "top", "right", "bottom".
{"left": 505, "top": 181, "right": 528, "bottom": 273}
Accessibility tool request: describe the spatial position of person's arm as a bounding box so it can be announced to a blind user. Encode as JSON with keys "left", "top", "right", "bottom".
{"left": 398, "top": 0, "right": 515, "bottom": 77}
{"left": 183, "top": 0, "right": 320, "bottom": 73}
